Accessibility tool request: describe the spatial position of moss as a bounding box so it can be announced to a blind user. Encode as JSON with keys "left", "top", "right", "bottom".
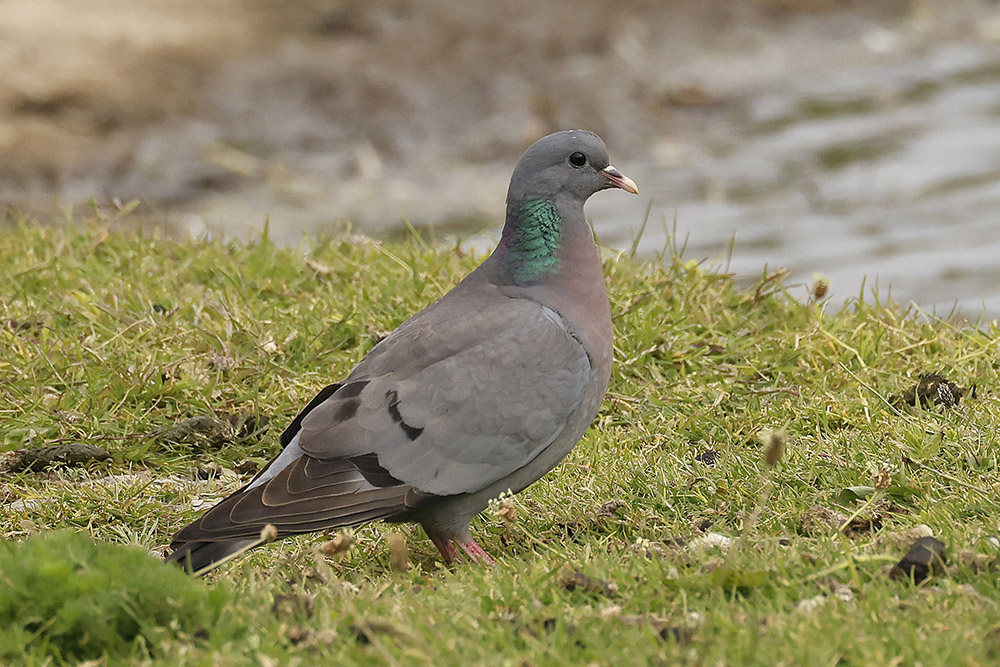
{"left": 0, "top": 531, "right": 250, "bottom": 661}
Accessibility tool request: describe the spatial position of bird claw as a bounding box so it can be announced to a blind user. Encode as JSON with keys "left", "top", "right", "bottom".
{"left": 428, "top": 534, "right": 494, "bottom": 565}
{"left": 458, "top": 539, "right": 495, "bottom": 566}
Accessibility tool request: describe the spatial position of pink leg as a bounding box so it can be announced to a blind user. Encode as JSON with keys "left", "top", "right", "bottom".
{"left": 429, "top": 534, "right": 458, "bottom": 564}
{"left": 458, "top": 539, "right": 495, "bottom": 566}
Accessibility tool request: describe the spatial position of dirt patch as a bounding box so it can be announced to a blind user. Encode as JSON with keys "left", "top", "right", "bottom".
{"left": 0, "top": 443, "right": 111, "bottom": 473}
{"left": 891, "top": 373, "right": 975, "bottom": 409}
{"left": 799, "top": 504, "right": 879, "bottom": 537}
{"left": 558, "top": 568, "right": 619, "bottom": 597}
{"left": 155, "top": 413, "right": 269, "bottom": 450}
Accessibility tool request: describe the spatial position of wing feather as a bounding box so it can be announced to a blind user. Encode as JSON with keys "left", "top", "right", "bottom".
{"left": 297, "top": 295, "right": 592, "bottom": 495}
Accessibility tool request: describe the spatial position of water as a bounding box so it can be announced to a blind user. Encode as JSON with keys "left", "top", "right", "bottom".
{"left": 594, "top": 42, "right": 1000, "bottom": 320}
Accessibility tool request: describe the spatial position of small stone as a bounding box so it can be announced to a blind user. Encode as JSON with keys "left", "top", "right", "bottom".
{"left": 686, "top": 532, "right": 732, "bottom": 552}
{"left": 829, "top": 582, "right": 854, "bottom": 602}
{"left": 889, "top": 536, "right": 947, "bottom": 583}
{"left": 956, "top": 549, "right": 996, "bottom": 573}
{"left": 599, "top": 604, "right": 624, "bottom": 619}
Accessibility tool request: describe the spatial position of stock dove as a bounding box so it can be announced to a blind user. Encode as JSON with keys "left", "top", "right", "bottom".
{"left": 166, "top": 130, "right": 637, "bottom": 572}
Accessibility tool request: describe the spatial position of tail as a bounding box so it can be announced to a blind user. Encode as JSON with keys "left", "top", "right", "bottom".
{"left": 164, "top": 452, "right": 429, "bottom": 575}
{"left": 165, "top": 538, "right": 263, "bottom": 575}
{"left": 163, "top": 381, "right": 442, "bottom": 575}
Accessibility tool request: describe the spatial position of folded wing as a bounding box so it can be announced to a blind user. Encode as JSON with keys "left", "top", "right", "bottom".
{"left": 170, "top": 291, "right": 591, "bottom": 547}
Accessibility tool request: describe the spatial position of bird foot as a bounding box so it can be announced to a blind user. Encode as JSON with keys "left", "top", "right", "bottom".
{"left": 428, "top": 534, "right": 494, "bottom": 566}
{"left": 429, "top": 534, "right": 459, "bottom": 564}
{"left": 458, "top": 539, "right": 495, "bottom": 565}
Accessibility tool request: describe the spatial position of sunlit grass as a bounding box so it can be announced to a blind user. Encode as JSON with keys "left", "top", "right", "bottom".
{"left": 2, "top": 215, "right": 999, "bottom": 664}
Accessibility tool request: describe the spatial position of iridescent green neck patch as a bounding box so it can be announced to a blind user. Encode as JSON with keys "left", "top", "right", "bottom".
{"left": 506, "top": 199, "right": 562, "bottom": 283}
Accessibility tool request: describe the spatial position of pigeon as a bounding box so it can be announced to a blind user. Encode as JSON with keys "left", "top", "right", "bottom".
{"left": 166, "top": 130, "right": 638, "bottom": 573}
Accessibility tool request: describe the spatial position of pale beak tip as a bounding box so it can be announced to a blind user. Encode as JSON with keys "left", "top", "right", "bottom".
{"left": 601, "top": 165, "right": 639, "bottom": 195}
{"left": 619, "top": 175, "right": 639, "bottom": 195}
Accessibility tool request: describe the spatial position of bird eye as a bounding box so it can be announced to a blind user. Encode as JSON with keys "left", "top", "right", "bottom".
{"left": 568, "top": 151, "right": 587, "bottom": 168}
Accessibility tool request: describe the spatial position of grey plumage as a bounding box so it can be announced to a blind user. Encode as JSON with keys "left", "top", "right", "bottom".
{"left": 166, "top": 130, "right": 638, "bottom": 573}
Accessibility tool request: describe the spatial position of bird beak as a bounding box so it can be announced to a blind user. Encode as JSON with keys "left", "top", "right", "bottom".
{"left": 600, "top": 166, "right": 639, "bottom": 194}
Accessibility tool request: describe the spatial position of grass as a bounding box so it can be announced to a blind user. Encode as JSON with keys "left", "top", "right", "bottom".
{"left": 1, "top": 213, "right": 999, "bottom": 665}
{"left": 0, "top": 530, "right": 253, "bottom": 662}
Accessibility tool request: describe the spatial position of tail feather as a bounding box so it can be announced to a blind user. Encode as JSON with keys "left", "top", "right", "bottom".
{"left": 165, "top": 454, "right": 434, "bottom": 574}
{"left": 165, "top": 538, "right": 261, "bottom": 575}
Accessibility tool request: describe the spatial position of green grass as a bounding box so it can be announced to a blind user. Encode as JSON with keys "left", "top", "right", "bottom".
{"left": 2, "top": 215, "right": 999, "bottom": 665}
{"left": 0, "top": 531, "right": 255, "bottom": 662}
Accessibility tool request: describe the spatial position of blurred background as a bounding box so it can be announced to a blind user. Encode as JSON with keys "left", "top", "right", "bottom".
{"left": 2, "top": 0, "right": 999, "bottom": 318}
